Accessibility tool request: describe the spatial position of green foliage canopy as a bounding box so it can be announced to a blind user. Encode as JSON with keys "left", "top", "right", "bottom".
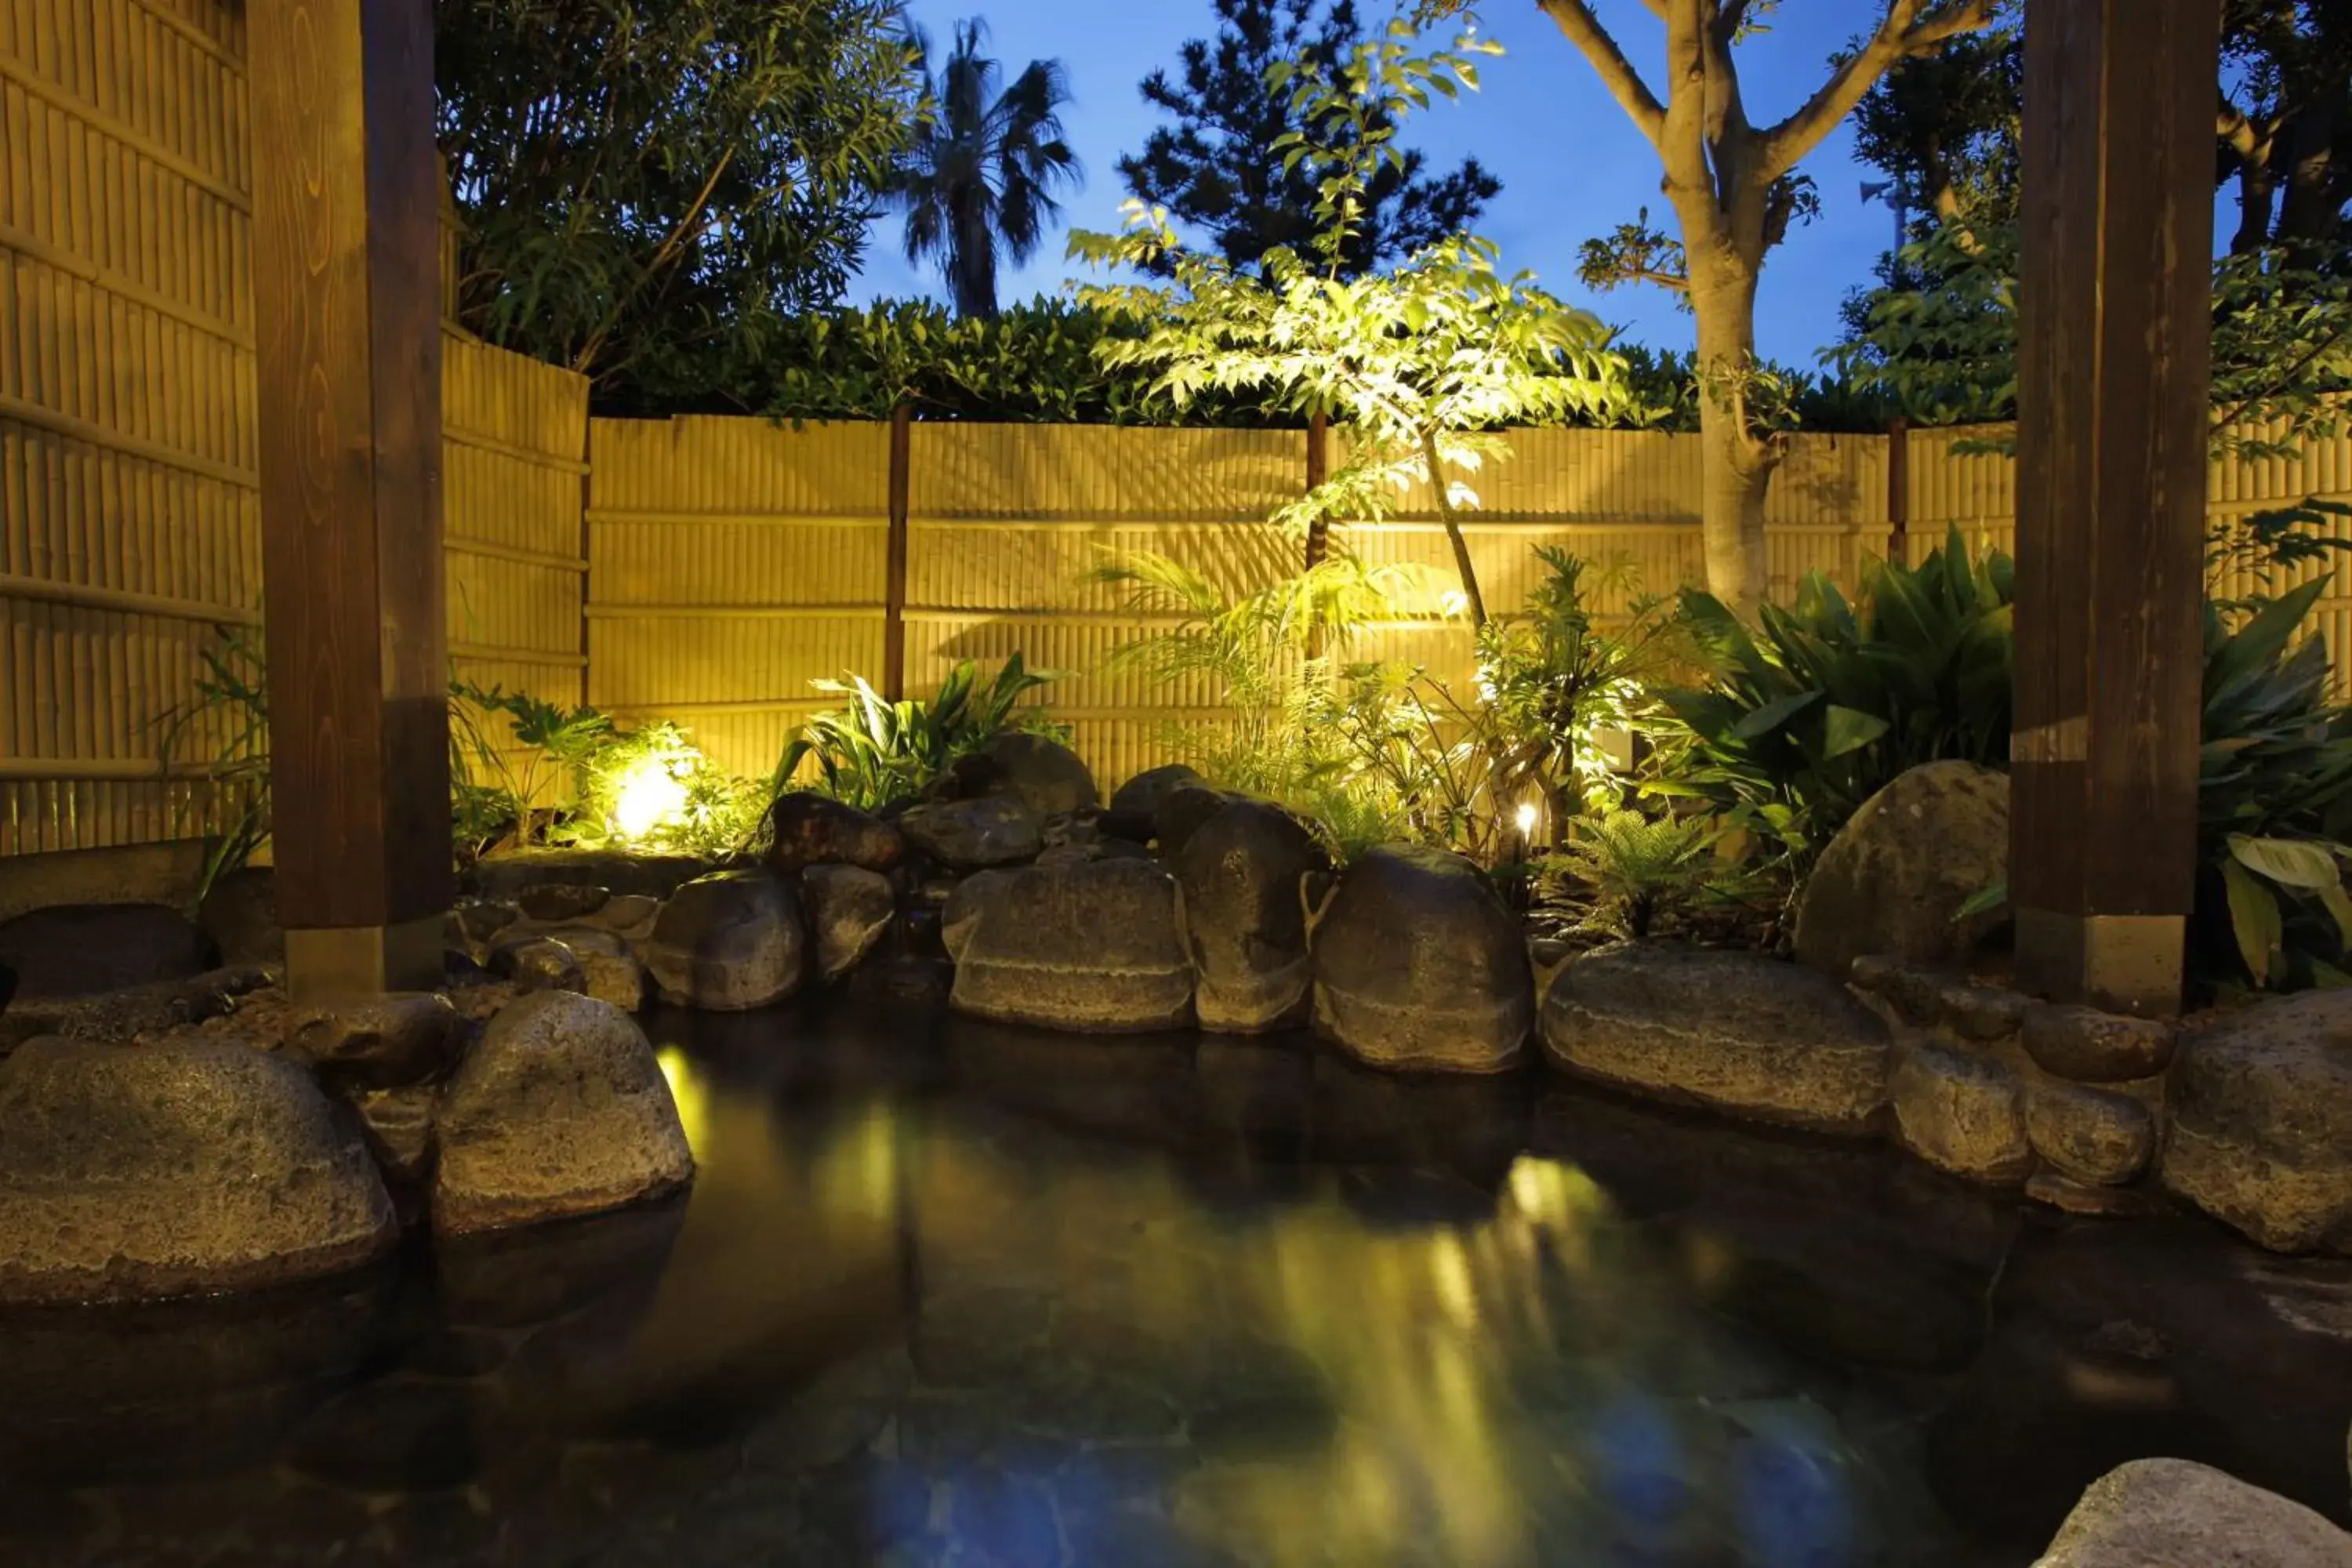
{"left": 434, "top": 0, "right": 925, "bottom": 410}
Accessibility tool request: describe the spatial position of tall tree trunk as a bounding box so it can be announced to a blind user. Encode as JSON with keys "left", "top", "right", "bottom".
{"left": 1421, "top": 431, "right": 1489, "bottom": 626}
{"left": 1685, "top": 223, "right": 1775, "bottom": 612}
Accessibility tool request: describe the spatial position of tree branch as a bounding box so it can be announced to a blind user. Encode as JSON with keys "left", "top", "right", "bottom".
{"left": 1540, "top": 0, "right": 1668, "bottom": 150}
{"left": 1757, "top": 0, "right": 1998, "bottom": 181}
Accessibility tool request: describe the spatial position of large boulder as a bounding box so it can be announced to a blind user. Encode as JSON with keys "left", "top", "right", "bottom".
{"left": 2026, "top": 1080, "right": 2155, "bottom": 1187}
{"left": 898, "top": 796, "right": 1044, "bottom": 871}
{"left": 1103, "top": 764, "right": 1207, "bottom": 841}
{"left": 942, "top": 731, "right": 1099, "bottom": 818}
{"left": 949, "top": 858, "right": 1195, "bottom": 1033}
{"left": 1309, "top": 845, "right": 1533, "bottom": 1075}
{"left": 1793, "top": 760, "right": 2010, "bottom": 981}
{"left": 804, "top": 864, "right": 897, "bottom": 981}
{"left": 2034, "top": 1460, "right": 2352, "bottom": 1567}
{"left": 768, "top": 793, "right": 903, "bottom": 874}
{"left": 0, "top": 1035, "right": 397, "bottom": 1301}
{"left": 1157, "top": 783, "right": 1249, "bottom": 858}
{"left": 641, "top": 869, "right": 804, "bottom": 1011}
{"left": 1171, "top": 800, "right": 1327, "bottom": 1033}
{"left": 432, "top": 990, "right": 695, "bottom": 1236}
{"left": 0, "top": 902, "right": 217, "bottom": 1001}
{"left": 1541, "top": 942, "right": 1893, "bottom": 1135}
{"left": 2161, "top": 990, "right": 2352, "bottom": 1254}
{"left": 539, "top": 927, "right": 648, "bottom": 1013}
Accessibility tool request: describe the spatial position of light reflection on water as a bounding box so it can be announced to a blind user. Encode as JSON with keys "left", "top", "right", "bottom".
{"left": 4, "top": 1002, "right": 2347, "bottom": 1568}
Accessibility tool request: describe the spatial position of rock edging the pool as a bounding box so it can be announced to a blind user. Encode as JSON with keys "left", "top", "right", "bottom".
{"left": 437, "top": 739, "right": 2352, "bottom": 1262}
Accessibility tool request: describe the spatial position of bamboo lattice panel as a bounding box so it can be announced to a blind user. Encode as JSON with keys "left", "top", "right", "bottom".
{"left": 0, "top": 0, "right": 588, "bottom": 855}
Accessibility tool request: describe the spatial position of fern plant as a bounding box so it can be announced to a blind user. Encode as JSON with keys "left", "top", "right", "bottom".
{"left": 1541, "top": 808, "right": 1723, "bottom": 940}
{"left": 157, "top": 625, "right": 273, "bottom": 909}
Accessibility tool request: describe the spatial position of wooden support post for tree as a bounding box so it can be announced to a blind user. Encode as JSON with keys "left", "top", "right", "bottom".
{"left": 249, "top": 0, "right": 451, "bottom": 998}
{"left": 2011, "top": 0, "right": 2218, "bottom": 1016}
{"left": 885, "top": 405, "right": 913, "bottom": 702}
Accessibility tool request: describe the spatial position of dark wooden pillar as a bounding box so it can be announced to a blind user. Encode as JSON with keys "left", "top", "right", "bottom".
{"left": 249, "top": 0, "right": 452, "bottom": 996}
{"left": 2012, "top": 0, "right": 2217, "bottom": 1015}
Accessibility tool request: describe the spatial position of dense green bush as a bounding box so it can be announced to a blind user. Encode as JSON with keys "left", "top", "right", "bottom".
{"left": 1653, "top": 531, "right": 2015, "bottom": 861}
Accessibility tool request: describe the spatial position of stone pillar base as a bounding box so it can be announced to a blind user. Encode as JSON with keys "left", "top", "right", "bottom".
{"left": 284, "top": 916, "right": 445, "bottom": 1001}
{"left": 2014, "top": 909, "right": 2185, "bottom": 1018}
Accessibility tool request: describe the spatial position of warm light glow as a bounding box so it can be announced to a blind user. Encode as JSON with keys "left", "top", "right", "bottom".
{"left": 654, "top": 1046, "right": 713, "bottom": 1156}
{"left": 1515, "top": 800, "right": 1540, "bottom": 837}
{"left": 612, "top": 753, "right": 691, "bottom": 841}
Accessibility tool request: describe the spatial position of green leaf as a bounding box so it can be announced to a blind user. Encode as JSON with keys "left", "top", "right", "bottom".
{"left": 1954, "top": 877, "right": 2009, "bottom": 921}
{"left": 2228, "top": 833, "right": 2344, "bottom": 891}
{"left": 1820, "top": 705, "right": 1891, "bottom": 760}
{"left": 2223, "top": 858, "right": 2285, "bottom": 988}
{"left": 1730, "top": 688, "right": 1826, "bottom": 742}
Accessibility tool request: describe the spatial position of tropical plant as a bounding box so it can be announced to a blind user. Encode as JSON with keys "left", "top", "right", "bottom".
{"left": 434, "top": 0, "right": 925, "bottom": 408}
{"left": 1072, "top": 13, "right": 1636, "bottom": 624}
{"left": 566, "top": 720, "right": 768, "bottom": 859}
{"left": 898, "top": 20, "right": 1080, "bottom": 320}
{"left": 1120, "top": 0, "right": 1497, "bottom": 277}
{"left": 775, "top": 655, "right": 1065, "bottom": 810}
{"left": 1540, "top": 808, "right": 1723, "bottom": 940}
{"left": 1653, "top": 531, "right": 2016, "bottom": 862}
{"left": 158, "top": 626, "right": 273, "bottom": 909}
{"left": 2191, "top": 578, "right": 2352, "bottom": 989}
{"left": 448, "top": 681, "right": 615, "bottom": 858}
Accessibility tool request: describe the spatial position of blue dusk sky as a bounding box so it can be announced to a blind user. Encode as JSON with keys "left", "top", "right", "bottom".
{"left": 851, "top": 0, "right": 1925, "bottom": 368}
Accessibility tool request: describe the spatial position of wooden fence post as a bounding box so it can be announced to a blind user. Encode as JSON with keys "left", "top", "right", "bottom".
{"left": 884, "top": 405, "right": 913, "bottom": 702}
{"left": 2011, "top": 0, "right": 2217, "bottom": 1016}
{"left": 1885, "top": 416, "right": 1911, "bottom": 566}
{"left": 249, "top": 0, "right": 451, "bottom": 998}
{"left": 1303, "top": 409, "right": 1330, "bottom": 572}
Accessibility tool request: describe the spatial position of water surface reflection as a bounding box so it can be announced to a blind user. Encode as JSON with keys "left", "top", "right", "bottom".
{"left": 1, "top": 996, "right": 2344, "bottom": 1568}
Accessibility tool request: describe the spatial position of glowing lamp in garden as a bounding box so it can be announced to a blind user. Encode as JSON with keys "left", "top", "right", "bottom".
{"left": 1515, "top": 800, "right": 1540, "bottom": 837}
{"left": 610, "top": 751, "right": 692, "bottom": 842}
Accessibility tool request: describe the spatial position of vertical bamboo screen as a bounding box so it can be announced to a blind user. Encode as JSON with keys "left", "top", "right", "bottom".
{"left": 589, "top": 419, "right": 1888, "bottom": 788}
{"left": 0, "top": 0, "right": 589, "bottom": 857}
{"left": 1904, "top": 422, "right": 2352, "bottom": 682}
{"left": 583, "top": 416, "right": 892, "bottom": 782}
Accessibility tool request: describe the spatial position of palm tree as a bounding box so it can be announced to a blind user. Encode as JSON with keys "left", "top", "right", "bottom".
{"left": 898, "top": 20, "right": 1080, "bottom": 319}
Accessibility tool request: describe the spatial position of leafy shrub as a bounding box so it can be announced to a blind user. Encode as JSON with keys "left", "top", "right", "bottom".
{"left": 2194, "top": 579, "right": 2352, "bottom": 989}
{"left": 1540, "top": 808, "right": 1725, "bottom": 940}
{"left": 775, "top": 655, "right": 1064, "bottom": 811}
{"left": 1653, "top": 530, "right": 2014, "bottom": 860}
{"left": 158, "top": 626, "right": 272, "bottom": 909}
{"left": 448, "top": 682, "right": 615, "bottom": 858}
{"left": 566, "top": 720, "right": 767, "bottom": 860}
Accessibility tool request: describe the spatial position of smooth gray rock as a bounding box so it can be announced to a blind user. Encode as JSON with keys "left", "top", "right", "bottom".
{"left": 949, "top": 858, "right": 1194, "bottom": 1033}
{"left": 1542, "top": 942, "right": 1892, "bottom": 1134}
{"left": 2026, "top": 1079, "right": 2155, "bottom": 1187}
{"left": 804, "top": 864, "right": 897, "bottom": 981}
{"left": 2033, "top": 1459, "right": 2352, "bottom": 1567}
{"left": 950, "top": 731, "right": 1099, "bottom": 818}
{"left": 432, "top": 990, "right": 694, "bottom": 1236}
{"left": 1103, "top": 764, "right": 1208, "bottom": 840}
{"left": 285, "top": 993, "right": 463, "bottom": 1087}
{"left": 0, "top": 902, "right": 217, "bottom": 1002}
{"left": 1889, "top": 1042, "right": 2031, "bottom": 1185}
{"left": 1311, "top": 845, "right": 1532, "bottom": 1074}
{"left": 641, "top": 869, "right": 803, "bottom": 1011}
{"left": 1172, "top": 800, "right": 1327, "bottom": 1033}
{"left": 2161, "top": 989, "right": 2352, "bottom": 1254}
{"left": 0, "top": 1034, "right": 397, "bottom": 1301}
{"left": 1794, "top": 760, "right": 2010, "bottom": 982}
{"left": 768, "top": 793, "right": 904, "bottom": 874}
{"left": 898, "top": 796, "right": 1044, "bottom": 871}
{"left": 541, "top": 927, "right": 648, "bottom": 1012}
{"left": 2024, "top": 1004, "right": 2177, "bottom": 1083}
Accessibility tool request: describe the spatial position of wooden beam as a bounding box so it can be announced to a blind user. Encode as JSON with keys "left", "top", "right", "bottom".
{"left": 249, "top": 0, "right": 451, "bottom": 996}
{"left": 2012, "top": 0, "right": 2218, "bottom": 1015}
{"left": 884, "top": 405, "right": 913, "bottom": 702}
